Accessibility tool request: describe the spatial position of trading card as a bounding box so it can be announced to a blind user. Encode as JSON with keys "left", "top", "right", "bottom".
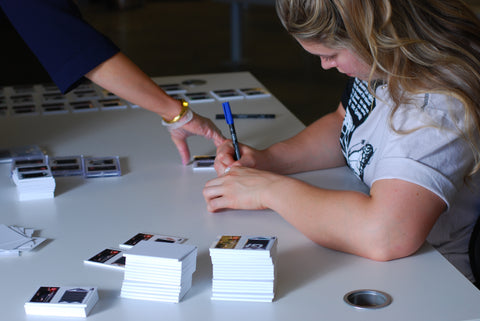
{"left": 25, "top": 286, "right": 98, "bottom": 317}
{"left": 0, "top": 145, "right": 44, "bottom": 164}
{"left": 41, "top": 103, "right": 68, "bottom": 115}
{"left": 210, "top": 89, "right": 244, "bottom": 101}
{"left": 167, "top": 93, "right": 184, "bottom": 100}
{"left": 211, "top": 235, "right": 277, "bottom": 251}
{"left": 119, "top": 232, "right": 187, "bottom": 249}
{"left": 13, "top": 85, "right": 34, "bottom": 94}
{"left": 10, "top": 94, "right": 34, "bottom": 104}
{"left": 239, "top": 87, "right": 271, "bottom": 99}
{"left": 75, "top": 82, "right": 94, "bottom": 91}
{"left": 243, "top": 237, "right": 272, "bottom": 250}
{"left": 192, "top": 155, "right": 215, "bottom": 171}
{"left": 213, "top": 235, "right": 241, "bottom": 249}
{"left": 72, "top": 89, "right": 99, "bottom": 100}
{"left": 42, "top": 93, "right": 67, "bottom": 103}
{"left": 85, "top": 248, "right": 125, "bottom": 270}
{"left": 83, "top": 156, "right": 121, "bottom": 178}
{"left": 11, "top": 105, "right": 38, "bottom": 116}
{"left": 0, "top": 105, "right": 8, "bottom": 117}
{"left": 184, "top": 92, "right": 215, "bottom": 103}
{"left": 41, "top": 83, "right": 60, "bottom": 93}
{"left": 29, "top": 287, "right": 59, "bottom": 303}
{"left": 158, "top": 83, "right": 186, "bottom": 94}
{"left": 48, "top": 155, "right": 84, "bottom": 177}
{"left": 101, "top": 89, "right": 118, "bottom": 98}
{"left": 20, "top": 171, "right": 49, "bottom": 179}
{"left": 98, "top": 98, "right": 127, "bottom": 110}
{"left": 17, "top": 165, "right": 48, "bottom": 172}
{"left": 12, "top": 155, "right": 47, "bottom": 168}
{"left": 69, "top": 101, "right": 98, "bottom": 112}
{"left": 181, "top": 79, "right": 207, "bottom": 87}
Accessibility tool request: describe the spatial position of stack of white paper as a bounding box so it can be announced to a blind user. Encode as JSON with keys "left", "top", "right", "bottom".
{"left": 120, "top": 241, "right": 197, "bottom": 303}
{"left": 24, "top": 286, "right": 98, "bottom": 317}
{"left": 0, "top": 224, "right": 46, "bottom": 256}
{"left": 11, "top": 157, "right": 55, "bottom": 201}
{"left": 209, "top": 235, "right": 278, "bottom": 302}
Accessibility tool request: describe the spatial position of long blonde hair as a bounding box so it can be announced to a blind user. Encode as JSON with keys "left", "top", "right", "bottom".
{"left": 277, "top": 0, "right": 480, "bottom": 174}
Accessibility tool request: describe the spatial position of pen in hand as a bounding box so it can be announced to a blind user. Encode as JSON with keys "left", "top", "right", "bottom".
{"left": 222, "top": 102, "right": 241, "bottom": 161}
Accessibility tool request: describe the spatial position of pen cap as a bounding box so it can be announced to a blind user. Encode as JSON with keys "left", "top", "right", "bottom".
{"left": 222, "top": 102, "right": 234, "bottom": 125}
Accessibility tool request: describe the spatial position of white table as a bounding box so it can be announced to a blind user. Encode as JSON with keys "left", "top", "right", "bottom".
{"left": 1, "top": 72, "right": 479, "bottom": 321}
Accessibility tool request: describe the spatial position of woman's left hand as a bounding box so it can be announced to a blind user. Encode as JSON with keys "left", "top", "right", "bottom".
{"left": 203, "top": 166, "right": 281, "bottom": 212}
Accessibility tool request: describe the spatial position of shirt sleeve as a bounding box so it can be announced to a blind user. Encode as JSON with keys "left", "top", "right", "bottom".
{"left": 369, "top": 92, "right": 474, "bottom": 207}
{"left": 0, "top": 0, "right": 120, "bottom": 93}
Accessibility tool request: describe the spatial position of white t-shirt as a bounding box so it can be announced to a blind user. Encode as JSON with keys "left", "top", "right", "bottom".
{"left": 340, "top": 78, "right": 480, "bottom": 282}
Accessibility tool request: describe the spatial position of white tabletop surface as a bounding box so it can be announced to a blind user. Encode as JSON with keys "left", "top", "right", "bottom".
{"left": 1, "top": 72, "right": 479, "bottom": 321}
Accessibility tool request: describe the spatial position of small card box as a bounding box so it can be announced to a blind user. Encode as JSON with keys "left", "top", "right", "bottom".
{"left": 48, "top": 155, "right": 84, "bottom": 177}
{"left": 83, "top": 156, "right": 121, "bottom": 178}
{"left": 24, "top": 286, "right": 98, "bottom": 317}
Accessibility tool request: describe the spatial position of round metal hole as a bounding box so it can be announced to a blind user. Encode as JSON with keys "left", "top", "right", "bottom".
{"left": 343, "top": 289, "right": 392, "bottom": 309}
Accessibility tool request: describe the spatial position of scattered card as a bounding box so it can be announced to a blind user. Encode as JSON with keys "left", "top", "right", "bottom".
{"left": 239, "top": 87, "right": 271, "bottom": 99}
{"left": 184, "top": 92, "right": 215, "bottom": 104}
{"left": 84, "top": 248, "right": 125, "bottom": 271}
{"left": 210, "top": 89, "right": 244, "bottom": 101}
{"left": 48, "top": 155, "right": 84, "bottom": 177}
{"left": 83, "top": 156, "right": 121, "bottom": 178}
{"left": 192, "top": 155, "right": 215, "bottom": 171}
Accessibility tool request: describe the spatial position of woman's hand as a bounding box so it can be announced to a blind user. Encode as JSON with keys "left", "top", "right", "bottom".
{"left": 168, "top": 112, "right": 225, "bottom": 165}
{"left": 213, "top": 140, "right": 271, "bottom": 175}
{"left": 203, "top": 166, "right": 282, "bottom": 212}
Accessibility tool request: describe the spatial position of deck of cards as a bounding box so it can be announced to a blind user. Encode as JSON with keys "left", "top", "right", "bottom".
{"left": 24, "top": 286, "right": 98, "bottom": 317}
{"left": 209, "top": 235, "right": 278, "bottom": 302}
{"left": 120, "top": 241, "right": 198, "bottom": 303}
{"left": 0, "top": 224, "right": 46, "bottom": 256}
{"left": 11, "top": 156, "right": 56, "bottom": 201}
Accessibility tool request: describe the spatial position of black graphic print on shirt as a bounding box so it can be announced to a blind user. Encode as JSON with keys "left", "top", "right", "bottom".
{"left": 340, "top": 79, "right": 376, "bottom": 180}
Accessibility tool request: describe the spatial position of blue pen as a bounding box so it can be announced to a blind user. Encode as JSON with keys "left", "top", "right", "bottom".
{"left": 222, "top": 102, "right": 241, "bottom": 161}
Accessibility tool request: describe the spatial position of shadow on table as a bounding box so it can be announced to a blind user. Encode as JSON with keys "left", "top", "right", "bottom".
{"left": 276, "top": 244, "right": 351, "bottom": 299}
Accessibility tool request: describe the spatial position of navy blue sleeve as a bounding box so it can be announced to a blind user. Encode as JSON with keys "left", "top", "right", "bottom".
{"left": 0, "top": 0, "right": 119, "bottom": 93}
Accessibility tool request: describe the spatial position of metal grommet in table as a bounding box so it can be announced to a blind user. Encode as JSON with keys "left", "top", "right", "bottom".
{"left": 343, "top": 289, "right": 393, "bottom": 310}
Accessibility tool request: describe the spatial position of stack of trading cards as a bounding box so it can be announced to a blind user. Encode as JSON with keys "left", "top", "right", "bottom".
{"left": 0, "top": 224, "right": 46, "bottom": 256}
{"left": 120, "top": 241, "right": 197, "bottom": 303}
{"left": 11, "top": 156, "right": 56, "bottom": 201}
{"left": 209, "top": 235, "right": 278, "bottom": 302}
{"left": 24, "top": 286, "right": 98, "bottom": 317}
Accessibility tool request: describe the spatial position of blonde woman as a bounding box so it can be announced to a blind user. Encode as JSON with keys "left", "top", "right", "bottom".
{"left": 203, "top": 0, "right": 480, "bottom": 285}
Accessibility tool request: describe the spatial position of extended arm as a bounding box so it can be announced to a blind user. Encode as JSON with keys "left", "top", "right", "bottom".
{"left": 204, "top": 102, "right": 447, "bottom": 261}
{"left": 85, "top": 52, "right": 225, "bottom": 163}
